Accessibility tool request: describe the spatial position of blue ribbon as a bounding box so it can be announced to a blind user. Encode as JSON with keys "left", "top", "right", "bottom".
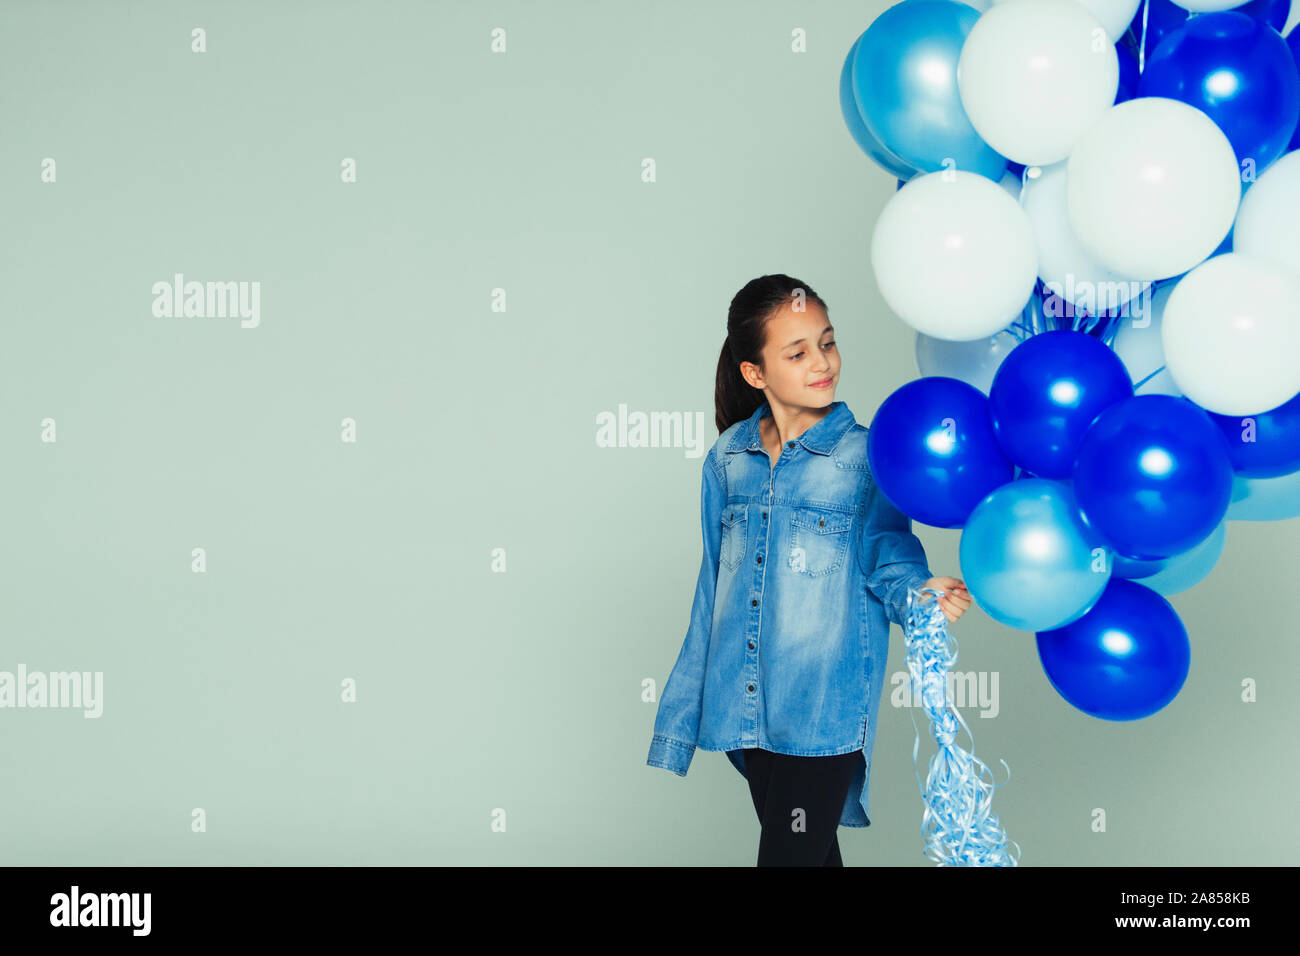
{"left": 904, "top": 586, "right": 1021, "bottom": 866}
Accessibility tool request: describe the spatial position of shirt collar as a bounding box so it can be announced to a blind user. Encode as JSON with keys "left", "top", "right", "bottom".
{"left": 724, "top": 400, "right": 855, "bottom": 456}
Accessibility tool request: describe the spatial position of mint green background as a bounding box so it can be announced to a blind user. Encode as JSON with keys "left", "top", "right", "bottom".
{"left": 1, "top": 0, "right": 1296, "bottom": 866}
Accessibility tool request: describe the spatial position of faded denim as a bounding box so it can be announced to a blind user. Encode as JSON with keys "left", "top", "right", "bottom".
{"left": 646, "top": 399, "right": 932, "bottom": 827}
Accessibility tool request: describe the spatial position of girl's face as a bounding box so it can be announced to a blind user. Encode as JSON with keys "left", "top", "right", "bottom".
{"left": 739, "top": 300, "right": 840, "bottom": 408}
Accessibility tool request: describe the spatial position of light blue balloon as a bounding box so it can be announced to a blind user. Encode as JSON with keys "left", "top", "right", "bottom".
{"left": 840, "top": 34, "right": 918, "bottom": 180}
{"left": 915, "top": 324, "right": 1024, "bottom": 395}
{"left": 850, "top": 0, "right": 1007, "bottom": 181}
{"left": 1226, "top": 469, "right": 1300, "bottom": 521}
{"left": 1109, "top": 282, "right": 1184, "bottom": 397}
{"left": 1126, "top": 520, "right": 1227, "bottom": 596}
{"left": 959, "top": 478, "right": 1110, "bottom": 632}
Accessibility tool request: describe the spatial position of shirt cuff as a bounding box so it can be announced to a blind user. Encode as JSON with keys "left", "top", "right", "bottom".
{"left": 646, "top": 734, "right": 695, "bottom": 776}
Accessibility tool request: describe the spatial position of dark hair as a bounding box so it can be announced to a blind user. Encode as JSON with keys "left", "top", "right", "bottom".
{"left": 714, "top": 274, "right": 829, "bottom": 434}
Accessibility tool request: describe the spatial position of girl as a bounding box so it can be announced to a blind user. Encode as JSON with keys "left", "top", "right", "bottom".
{"left": 646, "top": 273, "right": 972, "bottom": 866}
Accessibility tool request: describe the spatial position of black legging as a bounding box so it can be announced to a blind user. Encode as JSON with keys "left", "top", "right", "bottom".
{"left": 744, "top": 747, "right": 863, "bottom": 866}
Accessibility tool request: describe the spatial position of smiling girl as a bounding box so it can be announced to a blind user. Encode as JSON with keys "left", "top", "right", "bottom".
{"left": 646, "top": 273, "right": 971, "bottom": 866}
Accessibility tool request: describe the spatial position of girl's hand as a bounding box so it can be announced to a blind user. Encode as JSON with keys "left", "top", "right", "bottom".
{"left": 922, "top": 576, "right": 972, "bottom": 623}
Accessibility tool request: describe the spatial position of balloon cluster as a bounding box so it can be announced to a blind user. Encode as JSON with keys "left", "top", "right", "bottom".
{"left": 842, "top": 0, "right": 1300, "bottom": 721}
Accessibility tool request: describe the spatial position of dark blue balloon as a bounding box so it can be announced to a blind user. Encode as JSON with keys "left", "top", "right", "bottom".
{"left": 866, "top": 376, "right": 1015, "bottom": 529}
{"left": 1138, "top": 12, "right": 1300, "bottom": 171}
{"left": 989, "top": 331, "right": 1133, "bottom": 479}
{"left": 1203, "top": 389, "right": 1300, "bottom": 478}
{"left": 1125, "top": 0, "right": 1196, "bottom": 64}
{"left": 1239, "top": 0, "right": 1292, "bottom": 33}
{"left": 1289, "top": 26, "right": 1300, "bottom": 151}
{"left": 1073, "top": 395, "right": 1233, "bottom": 561}
{"left": 1036, "top": 578, "right": 1190, "bottom": 721}
{"left": 1111, "top": 552, "right": 1166, "bottom": 579}
{"left": 1115, "top": 41, "right": 1139, "bottom": 105}
{"left": 1126, "top": 0, "right": 1291, "bottom": 63}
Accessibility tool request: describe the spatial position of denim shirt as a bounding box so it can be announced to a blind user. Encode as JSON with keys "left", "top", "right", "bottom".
{"left": 645, "top": 399, "right": 932, "bottom": 828}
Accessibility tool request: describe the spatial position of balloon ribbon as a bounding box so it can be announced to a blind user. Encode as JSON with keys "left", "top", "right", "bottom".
{"left": 904, "top": 586, "right": 1021, "bottom": 866}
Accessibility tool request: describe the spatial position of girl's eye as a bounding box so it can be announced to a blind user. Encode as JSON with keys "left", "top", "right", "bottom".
{"left": 791, "top": 341, "right": 834, "bottom": 361}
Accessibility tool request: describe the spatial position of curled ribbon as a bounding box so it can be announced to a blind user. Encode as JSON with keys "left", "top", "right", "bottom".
{"left": 904, "top": 586, "right": 1021, "bottom": 867}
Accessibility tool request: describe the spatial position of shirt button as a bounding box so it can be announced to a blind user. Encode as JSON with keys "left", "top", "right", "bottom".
{"left": 787, "top": 441, "right": 794, "bottom": 448}
{"left": 762, "top": 512, "right": 766, "bottom": 520}
{"left": 747, "top": 683, "right": 755, "bottom": 692}
{"left": 750, "top": 599, "right": 757, "bottom": 607}
{"left": 748, "top": 640, "right": 755, "bottom": 649}
{"left": 756, "top": 555, "right": 762, "bottom": 564}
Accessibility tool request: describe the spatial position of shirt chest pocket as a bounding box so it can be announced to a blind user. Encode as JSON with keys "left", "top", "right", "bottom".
{"left": 720, "top": 507, "right": 749, "bottom": 572}
{"left": 788, "top": 507, "right": 854, "bottom": 577}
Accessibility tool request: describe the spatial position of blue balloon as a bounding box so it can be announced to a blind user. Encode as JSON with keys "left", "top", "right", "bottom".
{"left": 989, "top": 331, "right": 1134, "bottom": 479}
{"left": 1203, "top": 389, "right": 1300, "bottom": 477}
{"left": 851, "top": 0, "right": 1007, "bottom": 181}
{"left": 1127, "top": 520, "right": 1227, "bottom": 596}
{"left": 1238, "top": 0, "right": 1292, "bottom": 33}
{"left": 1138, "top": 12, "right": 1300, "bottom": 171}
{"left": 1126, "top": 0, "right": 1292, "bottom": 64}
{"left": 866, "top": 376, "right": 1015, "bottom": 528}
{"left": 1072, "top": 395, "right": 1234, "bottom": 560}
{"left": 1112, "top": 552, "right": 1166, "bottom": 579}
{"left": 1037, "top": 578, "right": 1190, "bottom": 721}
{"left": 840, "top": 34, "right": 918, "bottom": 180}
{"left": 1125, "top": 0, "right": 1193, "bottom": 65}
{"left": 1287, "top": 26, "right": 1300, "bottom": 151}
{"left": 1115, "top": 41, "right": 1139, "bottom": 105}
{"left": 1226, "top": 468, "right": 1300, "bottom": 520}
{"left": 959, "top": 478, "right": 1110, "bottom": 632}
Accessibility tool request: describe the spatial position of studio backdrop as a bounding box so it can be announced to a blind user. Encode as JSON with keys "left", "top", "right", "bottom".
{"left": 1, "top": 0, "right": 1297, "bottom": 865}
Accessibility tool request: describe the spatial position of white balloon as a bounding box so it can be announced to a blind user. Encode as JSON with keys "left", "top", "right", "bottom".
{"left": 990, "top": 0, "right": 1141, "bottom": 41}
{"left": 871, "top": 170, "right": 1039, "bottom": 341}
{"left": 1168, "top": 0, "right": 1249, "bottom": 11}
{"left": 1066, "top": 98, "right": 1241, "bottom": 281}
{"left": 957, "top": 0, "right": 1119, "bottom": 166}
{"left": 1109, "top": 282, "right": 1183, "bottom": 396}
{"left": 1020, "top": 160, "right": 1149, "bottom": 312}
{"left": 1234, "top": 149, "right": 1300, "bottom": 278}
{"left": 1161, "top": 253, "right": 1300, "bottom": 415}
